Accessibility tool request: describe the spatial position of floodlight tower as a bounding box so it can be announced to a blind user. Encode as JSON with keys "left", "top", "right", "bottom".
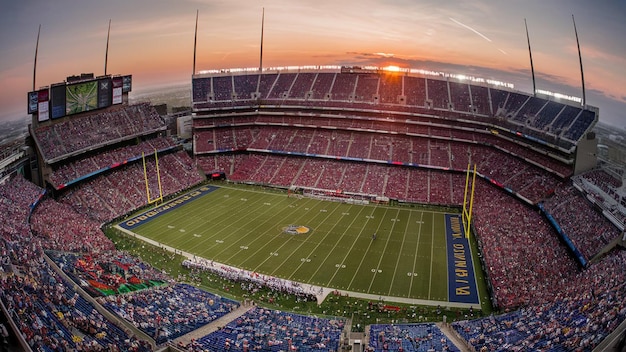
{"left": 255, "top": 8, "right": 266, "bottom": 96}
{"left": 259, "top": 7, "right": 265, "bottom": 73}
{"left": 104, "top": 19, "right": 111, "bottom": 76}
{"left": 193, "top": 9, "right": 199, "bottom": 76}
{"left": 524, "top": 19, "right": 537, "bottom": 97}
{"left": 572, "top": 14, "right": 586, "bottom": 107}
{"left": 33, "top": 24, "right": 41, "bottom": 91}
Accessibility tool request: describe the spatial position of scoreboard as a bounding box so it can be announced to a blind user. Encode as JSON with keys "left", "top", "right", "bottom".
{"left": 28, "top": 74, "right": 132, "bottom": 122}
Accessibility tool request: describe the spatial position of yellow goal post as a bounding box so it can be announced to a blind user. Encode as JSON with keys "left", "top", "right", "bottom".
{"left": 142, "top": 149, "right": 164, "bottom": 205}
{"left": 462, "top": 163, "right": 477, "bottom": 239}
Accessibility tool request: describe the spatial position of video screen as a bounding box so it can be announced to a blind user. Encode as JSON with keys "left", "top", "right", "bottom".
{"left": 51, "top": 85, "right": 66, "bottom": 119}
{"left": 66, "top": 81, "right": 98, "bottom": 115}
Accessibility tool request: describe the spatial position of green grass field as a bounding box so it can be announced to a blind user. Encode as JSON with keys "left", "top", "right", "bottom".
{"left": 119, "top": 184, "right": 469, "bottom": 304}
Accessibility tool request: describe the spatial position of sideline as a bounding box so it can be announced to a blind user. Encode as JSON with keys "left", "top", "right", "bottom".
{"left": 114, "top": 225, "right": 479, "bottom": 310}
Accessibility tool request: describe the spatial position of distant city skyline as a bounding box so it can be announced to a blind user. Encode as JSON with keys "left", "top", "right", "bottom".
{"left": 1, "top": 0, "right": 624, "bottom": 128}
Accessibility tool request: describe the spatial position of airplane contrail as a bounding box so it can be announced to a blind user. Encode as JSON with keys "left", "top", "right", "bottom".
{"left": 449, "top": 17, "right": 492, "bottom": 42}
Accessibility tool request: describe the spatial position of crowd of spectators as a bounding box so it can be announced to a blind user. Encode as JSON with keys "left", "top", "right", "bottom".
{"left": 452, "top": 249, "right": 626, "bottom": 351}
{"left": 367, "top": 323, "right": 458, "bottom": 352}
{"left": 574, "top": 168, "right": 625, "bottom": 227}
{"left": 30, "top": 198, "right": 116, "bottom": 253}
{"left": 198, "top": 111, "right": 573, "bottom": 177}
{"left": 59, "top": 150, "right": 203, "bottom": 223}
{"left": 578, "top": 169, "right": 622, "bottom": 198}
{"left": 49, "top": 136, "right": 176, "bottom": 187}
{"left": 1, "top": 256, "right": 152, "bottom": 351}
{"left": 0, "top": 175, "right": 44, "bottom": 270}
{"left": 0, "top": 81, "right": 621, "bottom": 352}
{"left": 0, "top": 175, "right": 151, "bottom": 351}
{"left": 2, "top": 158, "right": 625, "bottom": 351}
{"left": 198, "top": 149, "right": 559, "bottom": 207}
{"left": 541, "top": 182, "right": 620, "bottom": 260}
{"left": 34, "top": 103, "right": 164, "bottom": 161}
{"left": 0, "top": 175, "right": 246, "bottom": 350}
{"left": 0, "top": 172, "right": 236, "bottom": 349}
{"left": 471, "top": 180, "right": 580, "bottom": 309}
{"left": 193, "top": 120, "right": 564, "bottom": 203}
{"left": 186, "top": 307, "right": 345, "bottom": 352}
{"left": 197, "top": 71, "right": 594, "bottom": 145}
{"left": 1, "top": 171, "right": 347, "bottom": 352}
{"left": 99, "top": 283, "right": 239, "bottom": 345}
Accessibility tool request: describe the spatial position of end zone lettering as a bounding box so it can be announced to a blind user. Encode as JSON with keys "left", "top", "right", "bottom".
{"left": 445, "top": 214, "right": 480, "bottom": 304}
{"left": 120, "top": 186, "right": 216, "bottom": 230}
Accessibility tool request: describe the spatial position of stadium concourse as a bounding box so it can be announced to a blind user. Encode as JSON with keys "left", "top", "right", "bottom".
{"left": 0, "top": 66, "right": 624, "bottom": 351}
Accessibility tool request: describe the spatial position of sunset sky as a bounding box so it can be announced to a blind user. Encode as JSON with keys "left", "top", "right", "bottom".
{"left": 1, "top": 0, "right": 625, "bottom": 128}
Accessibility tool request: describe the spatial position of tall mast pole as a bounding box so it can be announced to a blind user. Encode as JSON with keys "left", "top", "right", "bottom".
{"left": 104, "top": 19, "right": 111, "bottom": 76}
{"left": 33, "top": 24, "right": 41, "bottom": 90}
{"left": 259, "top": 7, "right": 265, "bottom": 72}
{"left": 524, "top": 19, "right": 536, "bottom": 97}
{"left": 193, "top": 10, "right": 198, "bottom": 76}
{"left": 572, "top": 14, "right": 586, "bottom": 107}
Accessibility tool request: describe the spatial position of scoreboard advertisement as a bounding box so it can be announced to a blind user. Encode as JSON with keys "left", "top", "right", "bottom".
{"left": 28, "top": 74, "right": 131, "bottom": 119}
{"left": 122, "top": 75, "right": 132, "bottom": 93}
{"left": 28, "top": 91, "right": 38, "bottom": 115}
{"left": 37, "top": 89, "right": 49, "bottom": 122}
{"left": 97, "top": 77, "right": 112, "bottom": 108}
{"left": 50, "top": 84, "right": 66, "bottom": 119}
{"left": 112, "top": 77, "right": 123, "bottom": 104}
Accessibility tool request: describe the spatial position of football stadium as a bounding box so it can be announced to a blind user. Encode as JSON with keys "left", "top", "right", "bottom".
{"left": 1, "top": 12, "right": 626, "bottom": 352}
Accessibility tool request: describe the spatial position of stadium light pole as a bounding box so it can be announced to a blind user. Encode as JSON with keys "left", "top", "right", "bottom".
{"left": 572, "top": 14, "right": 586, "bottom": 108}
{"left": 259, "top": 7, "right": 265, "bottom": 73}
{"left": 524, "top": 19, "right": 536, "bottom": 98}
{"left": 104, "top": 19, "right": 111, "bottom": 76}
{"left": 33, "top": 24, "right": 41, "bottom": 91}
{"left": 193, "top": 9, "right": 198, "bottom": 77}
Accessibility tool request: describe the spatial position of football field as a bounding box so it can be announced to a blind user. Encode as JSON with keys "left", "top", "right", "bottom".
{"left": 117, "top": 184, "right": 480, "bottom": 306}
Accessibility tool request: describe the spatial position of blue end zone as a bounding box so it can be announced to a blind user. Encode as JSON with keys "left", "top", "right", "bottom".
{"left": 119, "top": 185, "right": 218, "bottom": 230}
{"left": 445, "top": 214, "right": 480, "bottom": 305}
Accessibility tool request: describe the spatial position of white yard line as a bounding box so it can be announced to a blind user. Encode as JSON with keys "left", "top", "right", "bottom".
{"left": 345, "top": 208, "right": 387, "bottom": 290}
{"left": 367, "top": 209, "right": 400, "bottom": 293}
{"left": 250, "top": 199, "right": 339, "bottom": 274}
{"left": 407, "top": 211, "right": 424, "bottom": 296}
{"left": 289, "top": 203, "right": 341, "bottom": 282}
{"left": 214, "top": 193, "right": 293, "bottom": 260}
{"left": 267, "top": 202, "right": 349, "bottom": 276}
{"left": 428, "top": 214, "right": 436, "bottom": 299}
{"left": 283, "top": 202, "right": 343, "bottom": 280}
{"left": 445, "top": 214, "right": 450, "bottom": 302}
{"left": 326, "top": 206, "right": 371, "bottom": 285}
{"left": 387, "top": 209, "right": 412, "bottom": 296}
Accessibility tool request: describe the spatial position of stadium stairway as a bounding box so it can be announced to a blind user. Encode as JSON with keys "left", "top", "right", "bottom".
{"left": 173, "top": 304, "right": 254, "bottom": 346}
{"left": 436, "top": 322, "right": 472, "bottom": 352}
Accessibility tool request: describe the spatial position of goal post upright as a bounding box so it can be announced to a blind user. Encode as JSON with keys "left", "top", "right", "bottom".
{"left": 153, "top": 148, "right": 164, "bottom": 204}
{"left": 467, "top": 164, "right": 477, "bottom": 239}
{"left": 462, "top": 163, "right": 477, "bottom": 239}
{"left": 142, "top": 150, "right": 164, "bottom": 205}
